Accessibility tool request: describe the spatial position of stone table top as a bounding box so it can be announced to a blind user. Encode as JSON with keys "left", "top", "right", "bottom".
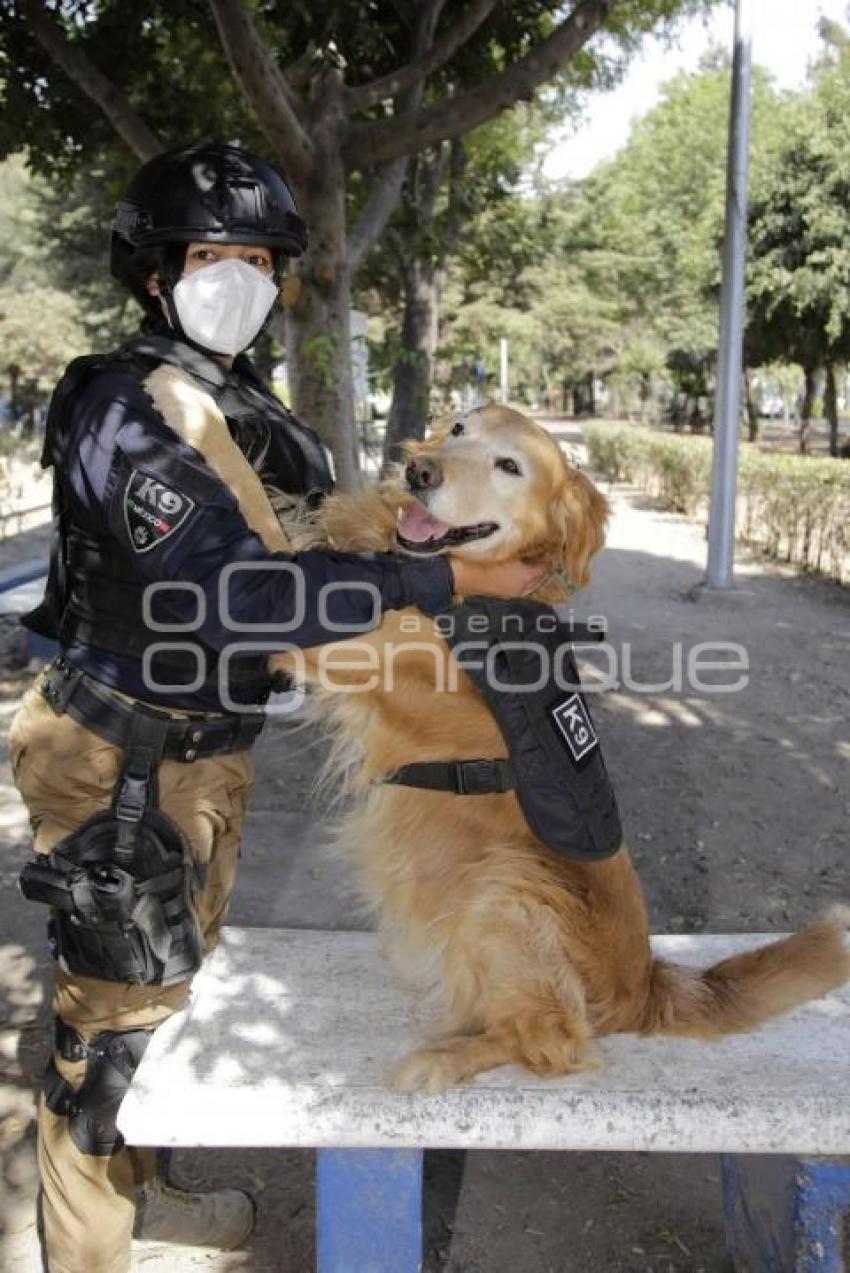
{"left": 118, "top": 926, "right": 850, "bottom": 1156}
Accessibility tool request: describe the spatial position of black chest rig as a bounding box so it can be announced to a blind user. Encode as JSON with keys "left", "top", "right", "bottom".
{"left": 24, "top": 337, "right": 333, "bottom": 705}
{"left": 386, "top": 598, "right": 622, "bottom": 862}
{"left": 187, "top": 341, "right": 333, "bottom": 510}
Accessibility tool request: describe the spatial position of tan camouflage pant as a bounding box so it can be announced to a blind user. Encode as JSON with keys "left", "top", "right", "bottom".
{"left": 9, "top": 676, "right": 255, "bottom": 1273}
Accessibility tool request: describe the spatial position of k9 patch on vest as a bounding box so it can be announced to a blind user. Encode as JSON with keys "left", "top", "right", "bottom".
{"left": 123, "top": 469, "right": 195, "bottom": 554}
{"left": 550, "top": 693, "right": 598, "bottom": 765}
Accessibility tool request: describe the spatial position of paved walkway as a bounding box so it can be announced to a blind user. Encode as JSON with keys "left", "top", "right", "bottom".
{"left": 1, "top": 419, "right": 848, "bottom": 1271}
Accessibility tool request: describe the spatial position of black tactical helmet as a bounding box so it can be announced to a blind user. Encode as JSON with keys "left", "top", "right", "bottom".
{"left": 110, "top": 142, "right": 307, "bottom": 281}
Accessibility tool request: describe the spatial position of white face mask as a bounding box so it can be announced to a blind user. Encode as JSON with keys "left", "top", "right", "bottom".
{"left": 171, "top": 258, "right": 279, "bottom": 356}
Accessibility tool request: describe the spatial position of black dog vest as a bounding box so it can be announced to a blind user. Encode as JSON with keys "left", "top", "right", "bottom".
{"left": 386, "top": 597, "right": 622, "bottom": 862}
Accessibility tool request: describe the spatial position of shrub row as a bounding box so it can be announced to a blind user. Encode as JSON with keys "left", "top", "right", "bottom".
{"left": 582, "top": 423, "right": 849, "bottom": 584}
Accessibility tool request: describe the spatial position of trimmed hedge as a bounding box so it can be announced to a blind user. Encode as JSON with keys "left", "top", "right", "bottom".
{"left": 583, "top": 423, "right": 850, "bottom": 584}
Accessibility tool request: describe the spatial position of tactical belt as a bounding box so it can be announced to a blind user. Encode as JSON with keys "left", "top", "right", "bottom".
{"left": 41, "top": 655, "right": 265, "bottom": 761}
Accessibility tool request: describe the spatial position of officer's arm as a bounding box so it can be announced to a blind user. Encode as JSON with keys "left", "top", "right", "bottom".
{"left": 150, "top": 527, "right": 454, "bottom": 653}
{"left": 67, "top": 376, "right": 452, "bottom": 651}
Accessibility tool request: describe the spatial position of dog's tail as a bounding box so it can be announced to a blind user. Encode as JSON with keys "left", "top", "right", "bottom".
{"left": 642, "top": 906, "right": 850, "bottom": 1039}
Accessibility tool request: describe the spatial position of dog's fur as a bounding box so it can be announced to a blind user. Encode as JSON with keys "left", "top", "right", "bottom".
{"left": 276, "top": 404, "right": 850, "bottom": 1093}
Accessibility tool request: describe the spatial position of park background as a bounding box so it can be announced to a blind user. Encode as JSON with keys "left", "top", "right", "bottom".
{"left": 0, "top": 2, "right": 849, "bottom": 1270}
{"left": 1, "top": 1, "right": 849, "bottom": 579}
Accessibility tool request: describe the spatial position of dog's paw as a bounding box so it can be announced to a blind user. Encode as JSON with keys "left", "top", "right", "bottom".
{"left": 822, "top": 904, "right": 850, "bottom": 969}
{"left": 823, "top": 903, "right": 850, "bottom": 932}
{"left": 386, "top": 1048, "right": 459, "bottom": 1095}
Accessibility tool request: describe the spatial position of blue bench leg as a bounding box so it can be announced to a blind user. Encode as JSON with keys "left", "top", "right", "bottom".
{"left": 722, "top": 1154, "right": 850, "bottom": 1271}
{"left": 316, "top": 1148, "right": 424, "bottom": 1273}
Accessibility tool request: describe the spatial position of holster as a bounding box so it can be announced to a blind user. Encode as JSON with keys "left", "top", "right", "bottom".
{"left": 20, "top": 708, "right": 204, "bottom": 986}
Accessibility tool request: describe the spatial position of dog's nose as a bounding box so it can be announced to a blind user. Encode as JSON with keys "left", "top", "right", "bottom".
{"left": 405, "top": 456, "right": 443, "bottom": 492}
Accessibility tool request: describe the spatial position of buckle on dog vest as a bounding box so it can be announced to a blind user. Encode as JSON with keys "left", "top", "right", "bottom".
{"left": 453, "top": 759, "right": 513, "bottom": 794}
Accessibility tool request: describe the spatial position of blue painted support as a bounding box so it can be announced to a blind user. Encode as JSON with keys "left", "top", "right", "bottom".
{"left": 316, "top": 1148, "right": 424, "bottom": 1273}
{"left": 0, "top": 559, "right": 49, "bottom": 592}
{"left": 722, "top": 1154, "right": 850, "bottom": 1271}
{"left": 24, "top": 630, "right": 58, "bottom": 660}
{"left": 0, "top": 562, "right": 55, "bottom": 661}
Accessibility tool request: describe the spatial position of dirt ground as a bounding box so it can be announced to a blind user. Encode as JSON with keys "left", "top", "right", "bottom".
{"left": 1, "top": 418, "right": 848, "bottom": 1272}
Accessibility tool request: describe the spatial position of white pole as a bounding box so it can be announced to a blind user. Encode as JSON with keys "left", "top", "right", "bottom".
{"left": 500, "top": 338, "right": 509, "bottom": 404}
{"left": 706, "top": 0, "right": 753, "bottom": 589}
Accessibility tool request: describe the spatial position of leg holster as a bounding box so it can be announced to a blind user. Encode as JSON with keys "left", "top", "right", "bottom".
{"left": 42, "top": 1016, "right": 153, "bottom": 1157}
{"left": 20, "top": 696, "right": 205, "bottom": 986}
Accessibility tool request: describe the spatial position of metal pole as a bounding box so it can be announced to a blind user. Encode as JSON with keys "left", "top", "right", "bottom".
{"left": 706, "top": 0, "right": 753, "bottom": 588}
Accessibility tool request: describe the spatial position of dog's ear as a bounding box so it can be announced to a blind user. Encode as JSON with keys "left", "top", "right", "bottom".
{"left": 551, "top": 468, "right": 608, "bottom": 589}
{"left": 402, "top": 422, "right": 452, "bottom": 456}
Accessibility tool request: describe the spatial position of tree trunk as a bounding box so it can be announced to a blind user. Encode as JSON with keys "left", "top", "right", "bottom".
{"left": 284, "top": 103, "right": 360, "bottom": 491}
{"left": 639, "top": 371, "right": 651, "bottom": 425}
{"left": 381, "top": 143, "right": 454, "bottom": 472}
{"left": 689, "top": 400, "right": 706, "bottom": 433}
{"left": 744, "top": 369, "right": 759, "bottom": 443}
{"left": 284, "top": 268, "right": 358, "bottom": 490}
{"left": 382, "top": 256, "right": 437, "bottom": 471}
{"left": 574, "top": 372, "right": 595, "bottom": 417}
{"left": 799, "top": 365, "right": 816, "bottom": 456}
{"left": 8, "top": 364, "right": 20, "bottom": 423}
{"left": 824, "top": 363, "right": 839, "bottom": 457}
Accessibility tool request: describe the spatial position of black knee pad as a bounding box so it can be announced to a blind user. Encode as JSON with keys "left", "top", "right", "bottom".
{"left": 43, "top": 1018, "right": 153, "bottom": 1156}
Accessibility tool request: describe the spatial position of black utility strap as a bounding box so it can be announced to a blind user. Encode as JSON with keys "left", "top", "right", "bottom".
{"left": 113, "top": 713, "right": 169, "bottom": 858}
{"left": 43, "top": 1058, "right": 77, "bottom": 1117}
{"left": 384, "top": 758, "right": 516, "bottom": 796}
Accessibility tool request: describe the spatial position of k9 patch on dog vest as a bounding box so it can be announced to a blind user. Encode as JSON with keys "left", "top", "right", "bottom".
{"left": 551, "top": 693, "right": 598, "bottom": 764}
{"left": 439, "top": 597, "right": 622, "bottom": 861}
{"left": 123, "top": 469, "right": 195, "bottom": 553}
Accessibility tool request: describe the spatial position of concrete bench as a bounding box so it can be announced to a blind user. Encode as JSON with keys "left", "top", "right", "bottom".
{"left": 117, "top": 927, "right": 850, "bottom": 1272}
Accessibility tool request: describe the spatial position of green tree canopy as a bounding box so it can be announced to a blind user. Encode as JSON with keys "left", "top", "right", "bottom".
{"left": 746, "top": 30, "right": 850, "bottom": 453}
{"left": 438, "top": 56, "right": 794, "bottom": 421}
{"left": 1, "top": 0, "right": 724, "bottom": 485}
{"left": 0, "top": 283, "right": 87, "bottom": 400}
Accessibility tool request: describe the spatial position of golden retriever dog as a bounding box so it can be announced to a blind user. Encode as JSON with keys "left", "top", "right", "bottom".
{"left": 275, "top": 404, "right": 850, "bottom": 1093}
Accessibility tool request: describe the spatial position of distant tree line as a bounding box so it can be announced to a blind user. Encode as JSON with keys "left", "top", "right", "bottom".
{"left": 425, "top": 21, "right": 850, "bottom": 457}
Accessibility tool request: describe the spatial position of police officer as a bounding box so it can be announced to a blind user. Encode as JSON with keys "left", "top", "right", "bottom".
{"left": 9, "top": 142, "right": 540, "bottom": 1273}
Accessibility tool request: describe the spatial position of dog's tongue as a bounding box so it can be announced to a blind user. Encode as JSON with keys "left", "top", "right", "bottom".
{"left": 397, "top": 501, "right": 451, "bottom": 543}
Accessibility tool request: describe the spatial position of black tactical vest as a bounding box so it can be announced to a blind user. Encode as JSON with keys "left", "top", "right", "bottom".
{"left": 387, "top": 597, "right": 622, "bottom": 862}
{"left": 23, "top": 337, "right": 333, "bottom": 705}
